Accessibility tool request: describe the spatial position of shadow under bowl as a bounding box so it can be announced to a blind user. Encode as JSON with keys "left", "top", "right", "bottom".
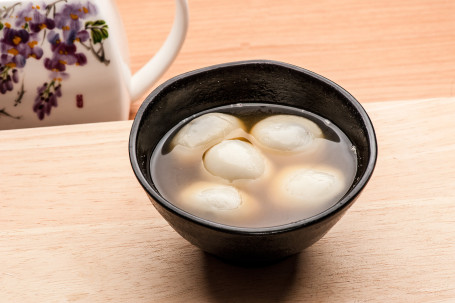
{"left": 129, "top": 60, "right": 377, "bottom": 264}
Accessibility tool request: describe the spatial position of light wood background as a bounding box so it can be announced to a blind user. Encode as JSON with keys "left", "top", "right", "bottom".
{"left": 115, "top": 0, "right": 455, "bottom": 117}
{"left": 1, "top": 98, "right": 455, "bottom": 302}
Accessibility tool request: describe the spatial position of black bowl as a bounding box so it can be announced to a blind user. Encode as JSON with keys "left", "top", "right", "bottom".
{"left": 129, "top": 60, "right": 377, "bottom": 264}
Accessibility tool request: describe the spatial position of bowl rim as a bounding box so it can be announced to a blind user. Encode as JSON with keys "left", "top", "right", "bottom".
{"left": 129, "top": 59, "right": 378, "bottom": 235}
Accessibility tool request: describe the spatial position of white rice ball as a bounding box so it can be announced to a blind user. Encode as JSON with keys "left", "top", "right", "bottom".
{"left": 272, "top": 165, "right": 346, "bottom": 209}
{"left": 203, "top": 139, "right": 266, "bottom": 181}
{"left": 179, "top": 182, "right": 259, "bottom": 223}
{"left": 172, "top": 113, "right": 244, "bottom": 149}
{"left": 183, "top": 183, "right": 242, "bottom": 210}
{"left": 251, "top": 115, "right": 323, "bottom": 152}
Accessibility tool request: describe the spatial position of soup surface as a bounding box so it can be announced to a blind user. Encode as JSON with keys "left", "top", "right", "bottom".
{"left": 150, "top": 103, "right": 357, "bottom": 228}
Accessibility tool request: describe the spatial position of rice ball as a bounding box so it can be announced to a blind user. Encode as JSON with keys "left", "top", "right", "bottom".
{"left": 172, "top": 113, "right": 244, "bottom": 149}
{"left": 179, "top": 182, "right": 259, "bottom": 224}
{"left": 203, "top": 139, "right": 266, "bottom": 181}
{"left": 251, "top": 115, "right": 323, "bottom": 152}
{"left": 272, "top": 165, "right": 347, "bottom": 209}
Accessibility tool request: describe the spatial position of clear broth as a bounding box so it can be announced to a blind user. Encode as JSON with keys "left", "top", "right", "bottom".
{"left": 150, "top": 103, "right": 357, "bottom": 228}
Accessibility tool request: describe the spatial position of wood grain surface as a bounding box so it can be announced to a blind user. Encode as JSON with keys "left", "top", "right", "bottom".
{"left": 1, "top": 97, "right": 455, "bottom": 302}
{"left": 114, "top": 0, "right": 455, "bottom": 118}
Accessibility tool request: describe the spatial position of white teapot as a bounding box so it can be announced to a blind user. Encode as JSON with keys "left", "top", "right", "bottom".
{"left": 0, "top": 0, "right": 188, "bottom": 129}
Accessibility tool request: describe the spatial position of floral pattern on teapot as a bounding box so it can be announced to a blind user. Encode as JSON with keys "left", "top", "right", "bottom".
{"left": 0, "top": 0, "right": 110, "bottom": 120}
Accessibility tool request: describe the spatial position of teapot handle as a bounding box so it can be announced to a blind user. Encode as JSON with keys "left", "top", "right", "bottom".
{"left": 130, "top": 0, "right": 189, "bottom": 101}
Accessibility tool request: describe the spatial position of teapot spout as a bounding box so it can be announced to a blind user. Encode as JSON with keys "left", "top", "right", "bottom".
{"left": 130, "top": 0, "right": 189, "bottom": 101}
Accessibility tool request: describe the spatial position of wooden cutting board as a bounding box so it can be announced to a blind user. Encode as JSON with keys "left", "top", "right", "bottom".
{"left": 1, "top": 97, "right": 455, "bottom": 302}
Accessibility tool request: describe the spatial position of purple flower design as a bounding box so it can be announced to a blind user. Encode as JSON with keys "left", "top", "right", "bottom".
{"left": 0, "top": 27, "right": 44, "bottom": 68}
{"left": 53, "top": 2, "right": 95, "bottom": 45}
{"left": 14, "top": 3, "right": 56, "bottom": 34}
{"left": 33, "top": 80, "right": 61, "bottom": 120}
{"left": 45, "top": 30, "right": 87, "bottom": 73}
{"left": 0, "top": 64, "right": 19, "bottom": 94}
{"left": 0, "top": 25, "right": 43, "bottom": 98}
{"left": 43, "top": 2, "right": 97, "bottom": 77}
{"left": 0, "top": 1, "right": 109, "bottom": 120}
